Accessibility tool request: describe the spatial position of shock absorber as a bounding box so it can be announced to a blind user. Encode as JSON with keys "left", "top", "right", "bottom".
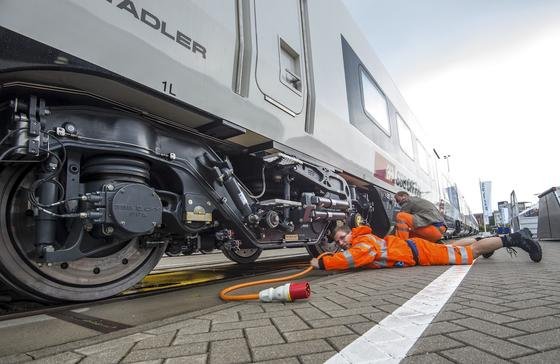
{"left": 197, "top": 152, "right": 258, "bottom": 223}
{"left": 280, "top": 174, "right": 295, "bottom": 231}
{"left": 34, "top": 157, "right": 60, "bottom": 256}
{"left": 221, "top": 168, "right": 253, "bottom": 218}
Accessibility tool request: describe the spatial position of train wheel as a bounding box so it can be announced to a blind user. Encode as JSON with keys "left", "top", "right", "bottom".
{"left": 221, "top": 246, "right": 262, "bottom": 264}
{"left": 0, "top": 166, "right": 165, "bottom": 302}
{"left": 165, "top": 243, "right": 183, "bottom": 257}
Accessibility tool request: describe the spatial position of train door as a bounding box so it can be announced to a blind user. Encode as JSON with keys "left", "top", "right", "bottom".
{"left": 254, "top": 0, "right": 306, "bottom": 116}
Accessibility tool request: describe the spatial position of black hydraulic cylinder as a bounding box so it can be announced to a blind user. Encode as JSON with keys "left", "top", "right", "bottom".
{"left": 312, "top": 210, "right": 347, "bottom": 221}
{"left": 35, "top": 179, "right": 58, "bottom": 249}
{"left": 311, "top": 196, "right": 350, "bottom": 210}
{"left": 223, "top": 173, "right": 253, "bottom": 217}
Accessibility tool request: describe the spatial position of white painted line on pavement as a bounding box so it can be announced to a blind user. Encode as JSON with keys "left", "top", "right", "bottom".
{"left": 326, "top": 264, "right": 473, "bottom": 364}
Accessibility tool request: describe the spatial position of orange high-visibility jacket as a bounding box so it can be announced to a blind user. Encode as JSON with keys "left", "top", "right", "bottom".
{"left": 319, "top": 226, "right": 473, "bottom": 271}
{"left": 320, "top": 226, "right": 416, "bottom": 270}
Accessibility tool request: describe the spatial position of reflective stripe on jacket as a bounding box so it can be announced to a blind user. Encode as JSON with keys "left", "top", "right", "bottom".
{"left": 320, "top": 226, "right": 416, "bottom": 271}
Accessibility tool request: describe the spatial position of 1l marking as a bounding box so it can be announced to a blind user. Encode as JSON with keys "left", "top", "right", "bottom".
{"left": 162, "top": 81, "right": 176, "bottom": 96}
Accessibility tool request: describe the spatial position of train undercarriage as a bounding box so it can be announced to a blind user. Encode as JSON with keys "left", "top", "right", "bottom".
{"left": 0, "top": 86, "right": 384, "bottom": 302}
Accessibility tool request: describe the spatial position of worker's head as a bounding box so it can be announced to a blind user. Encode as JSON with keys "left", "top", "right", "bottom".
{"left": 333, "top": 225, "right": 352, "bottom": 249}
{"left": 395, "top": 191, "right": 410, "bottom": 206}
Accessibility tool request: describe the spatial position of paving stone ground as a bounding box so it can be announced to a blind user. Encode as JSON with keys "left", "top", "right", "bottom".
{"left": 406, "top": 242, "right": 560, "bottom": 363}
{"left": 2, "top": 242, "right": 559, "bottom": 363}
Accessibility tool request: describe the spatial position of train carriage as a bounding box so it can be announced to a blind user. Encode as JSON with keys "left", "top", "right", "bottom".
{"left": 0, "top": 0, "right": 474, "bottom": 301}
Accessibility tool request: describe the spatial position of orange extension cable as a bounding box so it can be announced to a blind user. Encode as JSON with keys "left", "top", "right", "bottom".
{"left": 219, "top": 252, "right": 332, "bottom": 302}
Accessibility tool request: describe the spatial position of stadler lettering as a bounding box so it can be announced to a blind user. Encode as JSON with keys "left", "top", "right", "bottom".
{"left": 104, "top": 0, "right": 207, "bottom": 59}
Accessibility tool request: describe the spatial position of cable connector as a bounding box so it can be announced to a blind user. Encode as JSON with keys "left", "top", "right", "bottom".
{"left": 83, "top": 193, "right": 103, "bottom": 202}
{"left": 258, "top": 282, "right": 310, "bottom": 302}
{"left": 79, "top": 211, "right": 104, "bottom": 219}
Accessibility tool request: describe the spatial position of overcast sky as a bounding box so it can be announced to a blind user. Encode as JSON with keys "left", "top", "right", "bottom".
{"left": 343, "top": 0, "right": 560, "bottom": 213}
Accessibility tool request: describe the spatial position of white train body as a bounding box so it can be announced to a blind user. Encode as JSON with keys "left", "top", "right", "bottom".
{"left": 0, "top": 0, "right": 475, "bottom": 301}
{"left": 1, "top": 0, "right": 436, "bottom": 198}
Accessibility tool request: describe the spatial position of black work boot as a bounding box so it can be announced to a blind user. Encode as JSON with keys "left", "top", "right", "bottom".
{"left": 501, "top": 228, "right": 542, "bottom": 262}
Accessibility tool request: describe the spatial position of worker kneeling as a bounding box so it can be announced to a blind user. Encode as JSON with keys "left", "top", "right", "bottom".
{"left": 310, "top": 225, "right": 542, "bottom": 271}
{"left": 394, "top": 191, "right": 447, "bottom": 242}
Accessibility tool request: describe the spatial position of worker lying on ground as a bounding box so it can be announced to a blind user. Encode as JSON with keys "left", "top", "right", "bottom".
{"left": 310, "top": 225, "right": 541, "bottom": 271}
{"left": 393, "top": 191, "right": 447, "bottom": 243}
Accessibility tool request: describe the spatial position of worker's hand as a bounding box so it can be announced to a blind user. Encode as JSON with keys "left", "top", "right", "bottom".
{"left": 310, "top": 258, "right": 320, "bottom": 269}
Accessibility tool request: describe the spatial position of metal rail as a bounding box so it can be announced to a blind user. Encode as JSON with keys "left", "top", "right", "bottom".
{"left": 0, "top": 254, "right": 310, "bottom": 321}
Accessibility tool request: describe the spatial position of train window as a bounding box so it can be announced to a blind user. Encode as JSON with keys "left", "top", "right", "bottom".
{"left": 360, "top": 68, "right": 390, "bottom": 135}
{"left": 417, "top": 141, "right": 429, "bottom": 173}
{"left": 397, "top": 114, "right": 414, "bottom": 159}
{"left": 342, "top": 36, "right": 393, "bottom": 149}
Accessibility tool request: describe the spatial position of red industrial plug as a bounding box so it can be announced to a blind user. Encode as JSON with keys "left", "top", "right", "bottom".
{"left": 289, "top": 281, "right": 311, "bottom": 300}
{"left": 259, "top": 281, "right": 311, "bottom": 302}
